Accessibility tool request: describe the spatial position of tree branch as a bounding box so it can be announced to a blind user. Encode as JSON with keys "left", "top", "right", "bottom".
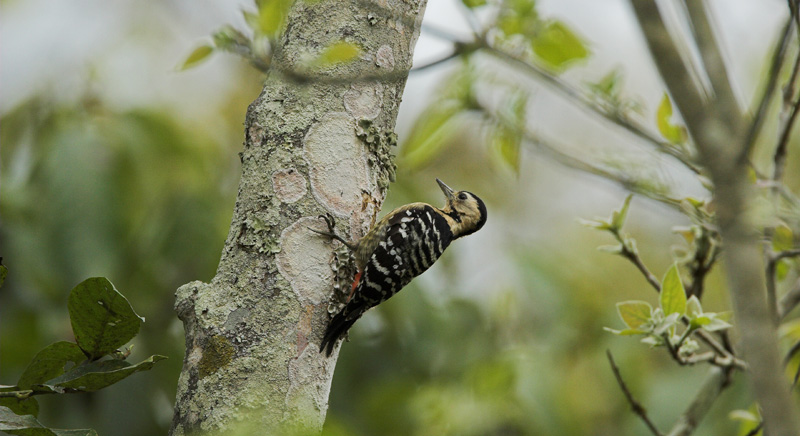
{"left": 683, "top": 0, "right": 743, "bottom": 129}
{"left": 665, "top": 367, "right": 731, "bottom": 436}
{"left": 740, "top": 18, "right": 793, "bottom": 163}
{"left": 779, "top": 276, "right": 800, "bottom": 320}
{"left": 607, "top": 350, "right": 664, "bottom": 436}
{"left": 477, "top": 100, "right": 685, "bottom": 211}
{"left": 629, "top": 2, "right": 800, "bottom": 434}
{"left": 773, "top": 55, "right": 800, "bottom": 182}
{"left": 481, "top": 45, "right": 703, "bottom": 175}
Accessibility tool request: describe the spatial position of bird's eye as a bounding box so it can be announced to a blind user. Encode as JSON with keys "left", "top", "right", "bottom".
{"left": 458, "top": 193, "right": 468, "bottom": 200}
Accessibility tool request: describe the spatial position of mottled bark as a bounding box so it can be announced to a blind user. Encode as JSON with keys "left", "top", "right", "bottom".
{"left": 169, "top": 1, "right": 427, "bottom": 434}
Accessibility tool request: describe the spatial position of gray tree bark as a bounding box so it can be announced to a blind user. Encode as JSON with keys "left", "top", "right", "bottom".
{"left": 169, "top": 1, "right": 427, "bottom": 434}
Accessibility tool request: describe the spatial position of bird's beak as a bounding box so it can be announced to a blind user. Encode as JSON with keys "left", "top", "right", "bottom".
{"left": 436, "top": 178, "right": 455, "bottom": 201}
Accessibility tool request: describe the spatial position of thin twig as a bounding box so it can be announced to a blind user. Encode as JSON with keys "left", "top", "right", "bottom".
{"left": 665, "top": 367, "right": 732, "bottom": 436}
{"left": 410, "top": 51, "right": 461, "bottom": 72}
{"left": 774, "top": 248, "right": 800, "bottom": 261}
{"left": 765, "top": 239, "right": 780, "bottom": 322}
{"left": 773, "top": 79, "right": 800, "bottom": 182}
{"left": 687, "top": 241, "right": 719, "bottom": 300}
{"left": 779, "top": 276, "right": 800, "bottom": 319}
{"left": 421, "top": 23, "right": 471, "bottom": 43}
{"left": 743, "top": 421, "right": 764, "bottom": 436}
{"left": 481, "top": 45, "right": 704, "bottom": 175}
{"left": 606, "top": 350, "right": 664, "bottom": 436}
{"left": 786, "top": 338, "right": 800, "bottom": 365}
{"left": 616, "top": 232, "right": 662, "bottom": 291}
{"left": 683, "top": 0, "right": 743, "bottom": 129}
{"left": 454, "top": 0, "right": 483, "bottom": 38}
{"left": 478, "top": 100, "right": 685, "bottom": 211}
{"left": 738, "top": 18, "right": 793, "bottom": 163}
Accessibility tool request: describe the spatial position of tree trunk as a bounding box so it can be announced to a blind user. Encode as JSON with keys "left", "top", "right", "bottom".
{"left": 169, "top": 1, "right": 427, "bottom": 434}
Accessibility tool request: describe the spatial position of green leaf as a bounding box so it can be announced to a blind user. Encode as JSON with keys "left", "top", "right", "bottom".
{"left": 660, "top": 263, "right": 686, "bottom": 316}
{"left": 653, "top": 312, "right": 681, "bottom": 335}
{"left": 686, "top": 295, "right": 702, "bottom": 318}
{"left": 578, "top": 218, "right": 611, "bottom": 230}
{"left": 656, "top": 93, "right": 688, "bottom": 145}
{"left": 494, "top": 95, "right": 527, "bottom": 172}
{"left": 401, "top": 100, "right": 464, "bottom": 168}
{"left": 43, "top": 355, "right": 166, "bottom": 393}
{"left": 703, "top": 317, "right": 732, "bottom": 332}
{"left": 178, "top": 45, "right": 214, "bottom": 71}
{"left": 496, "top": 0, "right": 538, "bottom": 37}
{"left": 462, "top": 0, "right": 486, "bottom": 7}
{"left": 0, "top": 407, "right": 98, "bottom": 436}
{"left": 597, "top": 245, "right": 623, "bottom": 254}
{"left": 0, "top": 392, "right": 38, "bottom": 418}
{"left": 0, "top": 406, "right": 53, "bottom": 436}
{"left": 611, "top": 194, "right": 633, "bottom": 230}
{"left": 493, "top": 123, "right": 521, "bottom": 172}
{"left": 212, "top": 25, "right": 250, "bottom": 52}
{"left": 312, "top": 41, "right": 361, "bottom": 68}
{"left": 0, "top": 264, "right": 6, "bottom": 289}
{"left": 18, "top": 342, "right": 86, "bottom": 390}
{"left": 773, "top": 223, "right": 794, "bottom": 252}
{"left": 690, "top": 315, "right": 711, "bottom": 328}
{"left": 531, "top": 20, "right": 589, "bottom": 71}
{"left": 588, "top": 69, "right": 622, "bottom": 98}
{"left": 50, "top": 431, "right": 98, "bottom": 436}
{"left": 68, "top": 277, "right": 144, "bottom": 360}
{"left": 616, "top": 301, "right": 652, "bottom": 329}
{"left": 255, "top": 0, "right": 293, "bottom": 38}
{"left": 603, "top": 327, "right": 647, "bottom": 336}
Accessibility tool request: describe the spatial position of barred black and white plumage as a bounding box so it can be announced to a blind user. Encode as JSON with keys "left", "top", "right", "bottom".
{"left": 313, "top": 179, "right": 487, "bottom": 356}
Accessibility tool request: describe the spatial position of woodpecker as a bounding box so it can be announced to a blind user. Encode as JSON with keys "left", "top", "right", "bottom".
{"left": 312, "top": 178, "right": 487, "bottom": 356}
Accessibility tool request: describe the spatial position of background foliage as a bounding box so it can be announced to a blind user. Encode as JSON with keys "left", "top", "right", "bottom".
{"left": 2, "top": 0, "right": 798, "bottom": 435}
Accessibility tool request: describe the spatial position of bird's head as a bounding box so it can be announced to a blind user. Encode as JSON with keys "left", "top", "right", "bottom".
{"left": 437, "top": 178, "right": 487, "bottom": 239}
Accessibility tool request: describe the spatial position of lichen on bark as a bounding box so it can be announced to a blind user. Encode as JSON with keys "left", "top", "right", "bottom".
{"left": 169, "top": 1, "right": 428, "bottom": 434}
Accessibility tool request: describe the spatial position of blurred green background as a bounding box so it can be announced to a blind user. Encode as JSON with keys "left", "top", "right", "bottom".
{"left": 1, "top": 0, "right": 794, "bottom": 435}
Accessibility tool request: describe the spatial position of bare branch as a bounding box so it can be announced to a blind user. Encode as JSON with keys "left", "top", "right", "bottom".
{"left": 629, "top": 2, "right": 708, "bottom": 143}
{"left": 683, "top": 0, "right": 743, "bottom": 129}
{"left": 740, "top": 18, "right": 793, "bottom": 163}
{"left": 630, "top": 1, "right": 800, "bottom": 433}
{"left": 411, "top": 51, "right": 461, "bottom": 72}
{"left": 607, "top": 350, "right": 664, "bottom": 436}
{"left": 773, "top": 55, "right": 800, "bottom": 181}
{"left": 614, "top": 232, "right": 662, "bottom": 291}
{"left": 665, "top": 367, "right": 731, "bottom": 436}
{"left": 765, "top": 240, "right": 780, "bottom": 322}
{"left": 481, "top": 45, "right": 703, "bottom": 175}
{"left": 477, "top": 100, "right": 685, "bottom": 211}
{"left": 779, "top": 276, "right": 800, "bottom": 320}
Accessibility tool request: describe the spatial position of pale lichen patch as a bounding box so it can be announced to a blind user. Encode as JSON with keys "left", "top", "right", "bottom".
{"left": 376, "top": 44, "right": 395, "bottom": 69}
{"left": 276, "top": 217, "right": 335, "bottom": 305}
{"left": 303, "top": 112, "right": 369, "bottom": 217}
{"left": 248, "top": 122, "right": 264, "bottom": 146}
{"left": 344, "top": 82, "right": 383, "bottom": 120}
{"left": 285, "top": 345, "right": 334, "bottom": 427}
{"left": 272, "top": 168, "right": 307, "bottom": 203}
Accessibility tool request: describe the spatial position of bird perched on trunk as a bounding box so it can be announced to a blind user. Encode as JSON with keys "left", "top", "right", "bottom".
{"left": 311, "top": 179, "right": 487, "bottom": 356}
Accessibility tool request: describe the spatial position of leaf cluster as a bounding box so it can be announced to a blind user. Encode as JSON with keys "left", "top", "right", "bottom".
{"left": 179, "top": 0, "right": 362, "bottom": 74}
{"left": 0, "top": 276, "right": 165, "bottom": 435}
{"left": 606, "top": 264, "right": 731, "bottom": 355}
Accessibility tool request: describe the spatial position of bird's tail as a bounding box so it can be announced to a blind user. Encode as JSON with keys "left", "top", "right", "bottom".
{"left": 319, "top": 311, "right": 358, "bottom": 357}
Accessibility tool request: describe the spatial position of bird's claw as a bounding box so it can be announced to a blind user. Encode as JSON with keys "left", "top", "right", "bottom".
{"left": 318, "top": 213, "right": 337, "bottom": 233}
